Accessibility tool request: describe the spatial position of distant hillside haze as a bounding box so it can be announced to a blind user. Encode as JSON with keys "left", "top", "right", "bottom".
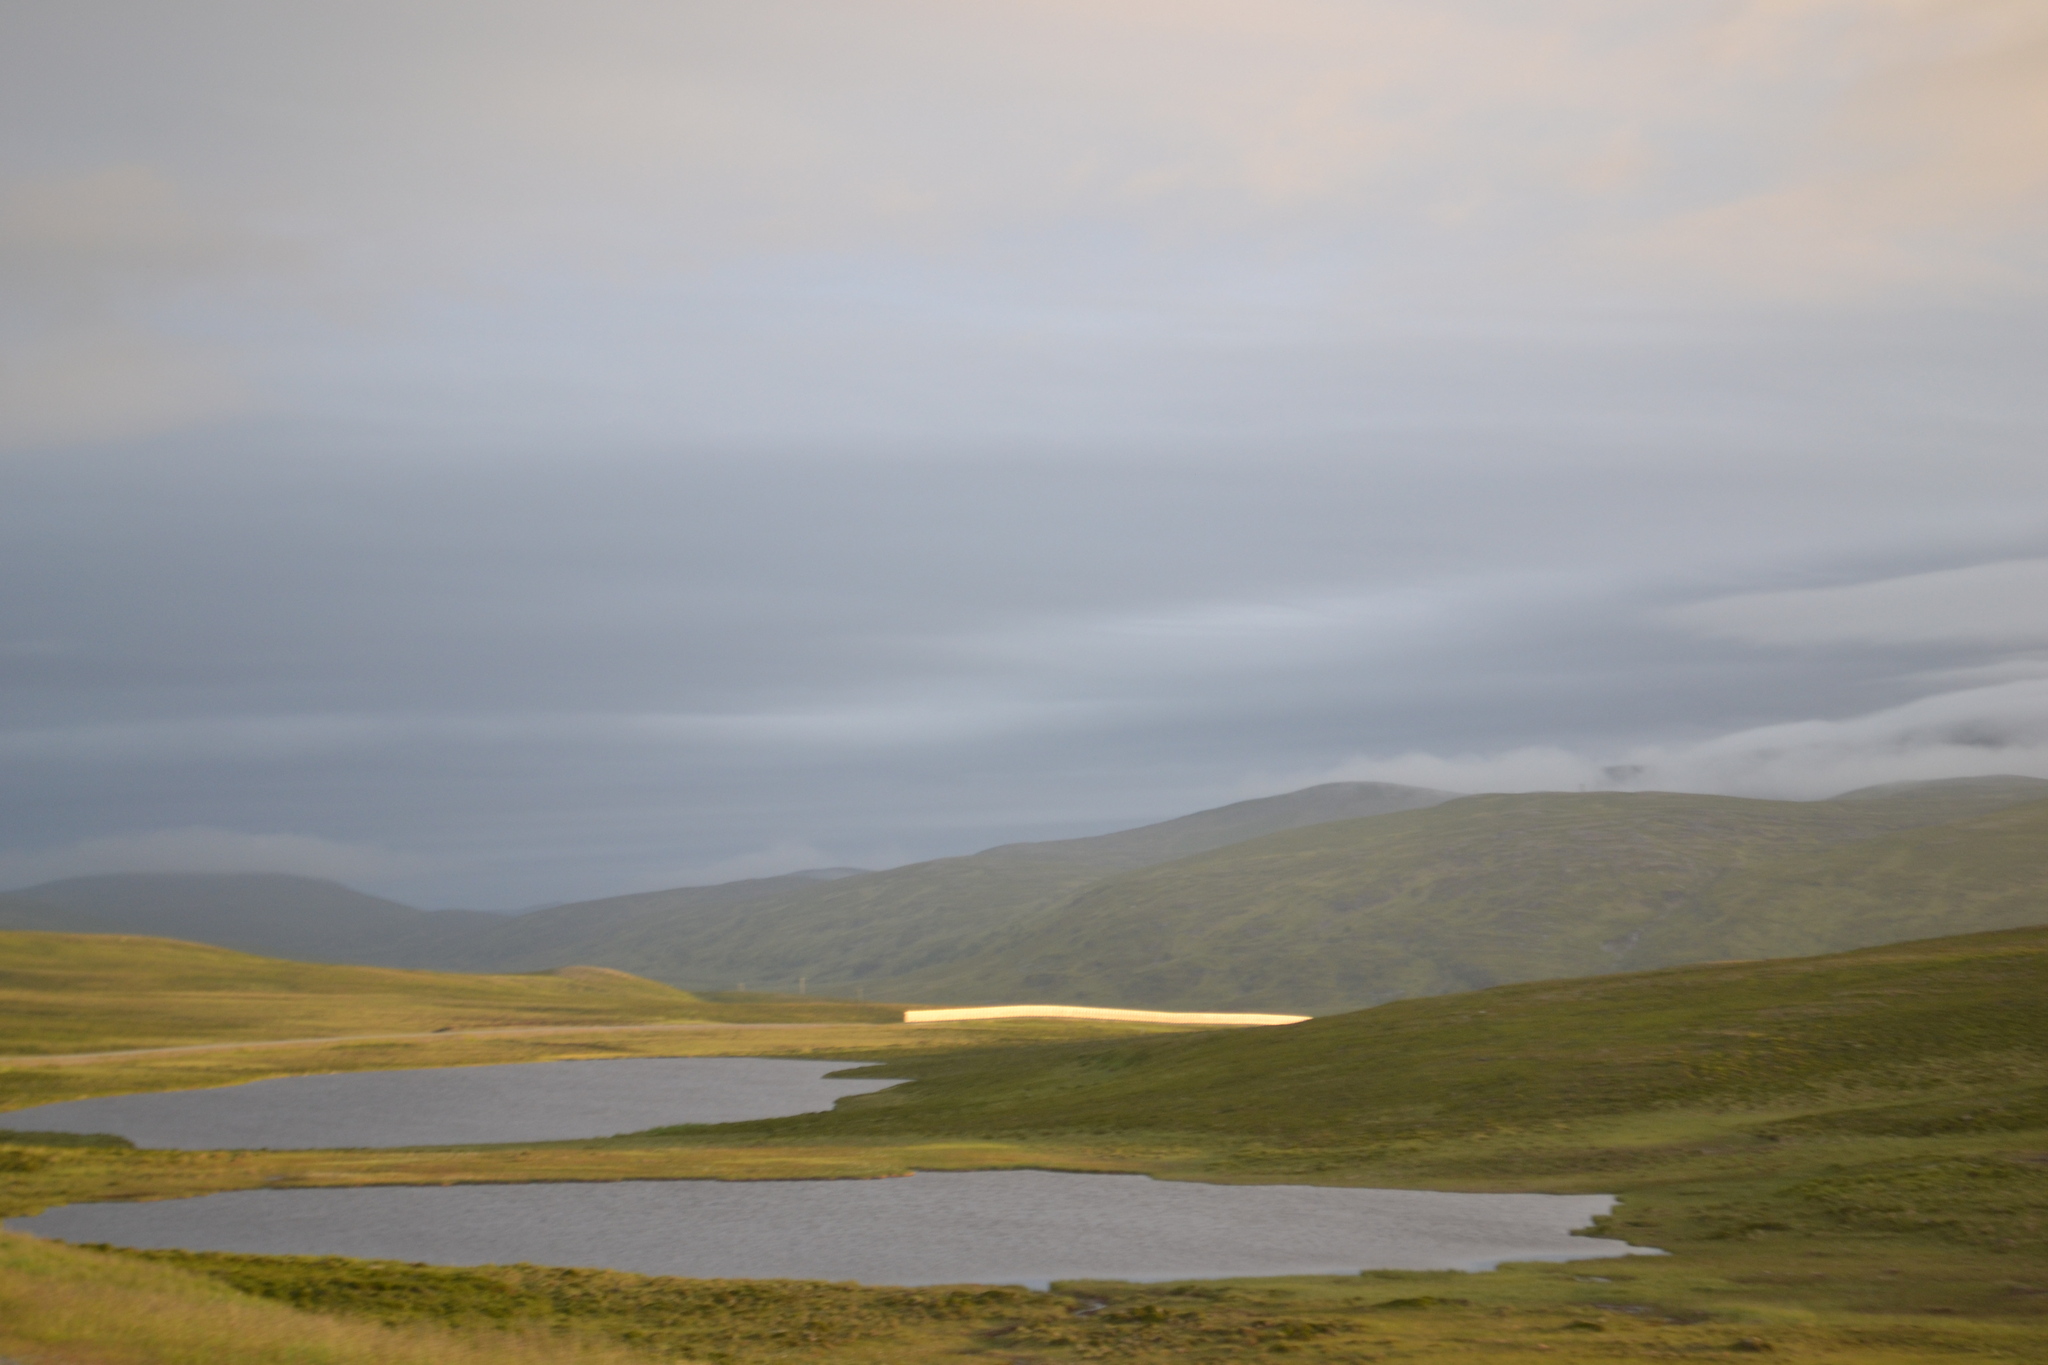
{"left": 1, "top": 781, "right": 1457, "bottom": 978}
{"left": 426, "top": 780, "right": 1465, "bottom": 985}
{"left": 0, "top": 874, "right": 510, "bottom": 968}
{"left": 900, "top": 775, "right": 2048, "bottom": 1013}
{"left": 415, "top": 867, "right": 899, "bottom": 977}
{"left": 7, "top": 776, "right": 2044, "bottom": 1015}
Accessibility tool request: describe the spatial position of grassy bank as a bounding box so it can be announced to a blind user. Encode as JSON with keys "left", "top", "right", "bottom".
{"left": 0, "top": 1014, "right": 1190, "bottom": 1113}
{"left": 736, "top": 923, "right": 2048, "bottom": 1150}
{"left": 6, "top": 928, "right": 2047, "bottom": 1360}
{"left": 69, "top": 1239, "right": 2048, "bottom": 1364}
{"left": 0, "top": 929, "right": 916, "bottom": 1059}
{"left": 8, "top": 1116, "right": 2046, "bottom": 1362}
{"left": 0, "top": 1230, "right": 653, "bottom": 1365}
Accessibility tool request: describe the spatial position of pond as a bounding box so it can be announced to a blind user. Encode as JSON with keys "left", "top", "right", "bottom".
{"left": 0, "top": 1057, "right": 900, "bottom": 1148}
{"left": 9, "top": 1170, "right": 1657, "bottom": 1289}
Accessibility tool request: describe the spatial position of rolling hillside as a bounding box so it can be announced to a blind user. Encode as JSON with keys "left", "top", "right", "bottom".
{"left": 426, "top": 780, "right": 1461, "bottom": 986}
{"left": 880, "top": 776, "right": 2048, "bottom": 1012}
{"left": 0, "top": 930, "right": 713, "bottom": 1055}
{"left": 1, "top": 782, "right": 1458, "bottom": 985}
{"left": 9, "top": 777, "right": 2043, "bottom": 1017}
{"left": 749, "top": 920, "right": 2048, "bottom": 1154}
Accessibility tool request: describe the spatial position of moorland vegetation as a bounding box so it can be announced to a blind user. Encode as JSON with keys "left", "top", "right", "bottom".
{"left": 5, "top": 919, "right": 2047, "bottom": 1362}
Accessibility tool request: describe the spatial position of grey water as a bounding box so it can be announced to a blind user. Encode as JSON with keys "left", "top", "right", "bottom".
{"left": 0, "top": 1058, "right": 900, "bottom": 1149}
{"left": 9, "top": 1170, "right": 1657, "bottom": 1289}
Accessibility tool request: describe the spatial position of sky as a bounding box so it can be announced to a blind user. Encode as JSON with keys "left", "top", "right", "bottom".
{"left": 2, "top": 0, "right": 2045, "bottom": 908}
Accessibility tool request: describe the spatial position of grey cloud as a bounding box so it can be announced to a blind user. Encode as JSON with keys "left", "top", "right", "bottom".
{"left": 1, "top": 4, "right": 2045, "bottom": 906}
{"left": 0, "top": 168, "right": 273, "bottom": 447}
{"left": 0, "top": 827, "right": 425, "bottom": 887}
{"left": 1671, "top": 560, "right": 2048, "bottom": 648}
{"left": 1314, "top": 679, "right": 2048, "bottom": 801}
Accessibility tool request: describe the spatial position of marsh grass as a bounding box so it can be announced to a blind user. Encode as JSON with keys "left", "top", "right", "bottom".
{"left": 9, "top": 927, "right": 2048, "bottom": 1361}
{"left": 68, "top": 1241, "right": 2048, "bottom": 1364}
{"left": 0, "top": 930, "right": 724, "bottom": 1055}
{"left": 0, "top": 1231, "right": 657, "bottom": 1365}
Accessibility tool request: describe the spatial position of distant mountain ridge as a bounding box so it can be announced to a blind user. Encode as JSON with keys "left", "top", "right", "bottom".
{"left": 1, "top": 782, "right": 1456, "bottom": 976}
{"left": 892, "top": 775, "right": 2048, "bottom": 1012}
{"left": 419, "top": 781, "right": 1462, "bottom": 985}
{"left": 8, "top": 775, "right": 2045, "bottom": 1014}
{"left": 0, "top": 874, "right": 509, "bottom": 968}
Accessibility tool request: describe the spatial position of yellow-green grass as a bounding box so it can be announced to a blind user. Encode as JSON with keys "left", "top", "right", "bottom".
{"left": 887, "top": 787, "right": 2048, "bottom": 1012}
{"left": 758, "top": 922, "right": 2048, "bottom": 1151}
{"left": 77, "top": 1242, "right": 2048, "bottom": 1364}
{"left": 407, "top": 778, "right": 2048, "bottom": 1007}
{"left": 0, "top": 1230, "right": 655, "bottom": 1365}
{"left": 0, "top": 929, "right": 913, "bottom": 1058}
{"left": 8, "top": 927, "right": 2048, "bottom": 1360}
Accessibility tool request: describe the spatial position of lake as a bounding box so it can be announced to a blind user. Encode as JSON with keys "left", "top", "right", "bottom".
{"left": 9, "top": 1170, "right": 1655, "bottom": 1289}
{"left": 0, "top": 1057, "right": 901, "bottom": 1148}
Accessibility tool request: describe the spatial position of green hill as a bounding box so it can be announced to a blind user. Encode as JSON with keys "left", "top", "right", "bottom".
{"left": 12, "top": 777, "right": 2043, "bottom": 1018}
{"left": 14, "top": 924, "right": 2048, "bottom": 1362}
{"left": 0, "top": 930, "right": 714, "bottom": 1055}
{"left": 438, "top": 781, "right": 1459, "bottom": 988}
{"left": 4, "top": 783, "right": 1457, "bottom": 988}
{"left": 879, "top": 776, "right": 2048, "bottom": 1012}
{"left": 407, "top": 868, "right": 873, "bottom": 975}
{"left": 739, "top": 920, "right": 2048, "bottom": 1159}
{"left": 1627, "top": 794, "right": 2048, "bottom": 966}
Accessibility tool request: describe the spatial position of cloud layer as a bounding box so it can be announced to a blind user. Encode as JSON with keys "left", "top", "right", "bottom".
{"left": 0, "top": 828, "right": 424, "bottom": 890}
{"left": 1, "top": 4, "right": 2044, "bottom": 904}
{"left": 1311, "top": 678, "right": 2048, "bottom": 801}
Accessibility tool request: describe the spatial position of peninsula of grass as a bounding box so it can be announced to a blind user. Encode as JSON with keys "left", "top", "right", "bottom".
{"left": 0, "top": 929, "right": 910, "bottom": 1060}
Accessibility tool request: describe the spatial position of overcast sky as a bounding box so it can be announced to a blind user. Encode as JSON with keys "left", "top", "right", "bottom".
{"left": 3, "top": 1, "right": 2046, "bottom": 907}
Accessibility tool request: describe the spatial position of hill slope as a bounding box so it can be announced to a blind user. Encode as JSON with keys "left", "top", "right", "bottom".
{"left": 5, "top": 874, "right": 508, "bottom": 968}
{"left": 1, "top": 783, "right": 1458, "bottom": 986}
{"left": 751, "top": 920, "right": 2048, "bottom": 1153}
{"left": 1627, "top": 793, "right": 2048, "bottom": 966}
{"left": 882, "top": 777, "right": 2048, "bottom": 1012}
{"left": 425, "top": 781, "right": 1460, "bottom": 987}
{"left": 12, "top": 778, "right": 2041, "bottom": 1018}
{"left": 0, "top": 930, "right": 710, "bottom": 1055}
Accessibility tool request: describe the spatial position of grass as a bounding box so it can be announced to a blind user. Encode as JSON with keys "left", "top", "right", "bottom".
{"left": 0, "top": 929, "right": 905, "bottom": 1058}
{"left": 889, "top": 784, "right": 2048, "bottom": 1011}
{"left": 408, "top": 777, "right": 2048, "bottom": 1007}
{"left": 6, "top": 926, "right": 2048, "bottom": 1360}
{"left": 62, "top": 1243, "right": 2048, "bottom": 1364}
{"left": 757, "top": 922, "right": 2048, "bottom": 1147}
{"left": 0, "top": 1230, "right": 656, "bottom": 1365}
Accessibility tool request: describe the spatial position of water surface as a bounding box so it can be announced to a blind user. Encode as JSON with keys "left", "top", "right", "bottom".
{"left": 9, "top": 1170, "right": 1656, "bottom": 1288}
{"left": 0, "top": 1058, "right": 898, "bottom": 1149}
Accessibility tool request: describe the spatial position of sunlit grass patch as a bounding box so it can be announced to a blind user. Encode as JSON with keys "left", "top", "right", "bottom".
{"left": 0, "top": 1231, "right": 658, "bottom": 1365}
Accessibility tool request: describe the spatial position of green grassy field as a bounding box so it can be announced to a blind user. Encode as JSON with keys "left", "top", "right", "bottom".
{"left": 6, "top": 925, "right": 2048, "bottom": 1360}
{"left": 766, "top": 921, "right": 2048, "bottom": 1149}
{"left": 0, "top": 929, "right": 909, "bottom": 1058}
